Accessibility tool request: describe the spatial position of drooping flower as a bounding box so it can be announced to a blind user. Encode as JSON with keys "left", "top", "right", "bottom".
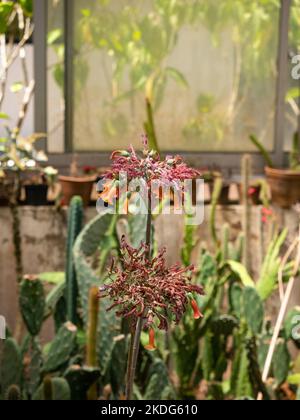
{"left": 98, "top": 237, "right": 205, "bottom": 335}
{"left": 144, "top": 328, "right": 156, "bottom": 352}
{"left": 190, "top": 299, "right": 203, "bottom": 320}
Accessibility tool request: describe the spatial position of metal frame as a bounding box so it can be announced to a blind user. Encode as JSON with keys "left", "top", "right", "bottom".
{"left": 34, "top": 0, "right": 293, "bottom": 175}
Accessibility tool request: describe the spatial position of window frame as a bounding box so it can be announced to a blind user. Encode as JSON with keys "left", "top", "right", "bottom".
{"left": 34, "top": 0, "right": 294, "bottom": 174}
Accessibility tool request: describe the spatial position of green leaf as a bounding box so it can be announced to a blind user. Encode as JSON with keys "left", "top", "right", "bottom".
{"left": 39, "top": 272, "right": 65, "bottom": 285}
{"left": 273, "top": 339, "right": 290, "bottom": 386}
{"left": 286, "top": 87, "right": 300, "bottom": 101}
{"left": 227, "top": 260, "right": 255, "bottom": 288}
{"left": 287, "top": 374, "right": 300, "bottom": 386}
{"left": 20, "top": 0, "right": 33, "bottom": 17}
{"left": 10, "top": 82, "right": 24, "bottom": 93}
{"left": 0, "top": 113, "right": 10, "bottom": 120}
{"left": 47, "top": 29, "right": 63, "bottom": 45}
{"left": 165, "top": 67, "right": 189, "bottom": 88}
{"left": 0, "top": 2, "right": 14, "bottom": 34}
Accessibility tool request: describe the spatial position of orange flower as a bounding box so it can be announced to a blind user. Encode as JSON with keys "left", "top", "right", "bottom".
{"left": 144, "top": 328, "right": 156, "bottom": 351}
{"left": 191, "top": 299, "right": 203, "bottom": 320}
{"left": 98, "top": 181, "right": 117, "bottom": 205}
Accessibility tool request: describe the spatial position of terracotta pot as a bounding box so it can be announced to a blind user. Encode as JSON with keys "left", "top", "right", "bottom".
{"left": 265, "top": 166, "right": 300, "bottom": 208}
{"left": 59, "top": 176, "right": 96, "bottom": 207}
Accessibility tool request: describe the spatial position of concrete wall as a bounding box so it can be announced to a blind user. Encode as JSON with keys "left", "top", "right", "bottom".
{"left": 0, "top": 205, "right": 299, "bottom": 337}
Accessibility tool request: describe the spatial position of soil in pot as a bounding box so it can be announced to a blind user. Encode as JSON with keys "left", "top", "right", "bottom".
{"left": 24, "top": 184, "right": 49, "bottom": 206}
{"left": 265, "top": 166, "right": 300, "bottom": 208}
{"left": 59, "top": 176, "right": 96, "bottom": 207}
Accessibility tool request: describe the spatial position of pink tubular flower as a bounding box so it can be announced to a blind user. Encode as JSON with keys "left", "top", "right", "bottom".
{"left": 98, "top": 237, "right": 205, "bottom": 331}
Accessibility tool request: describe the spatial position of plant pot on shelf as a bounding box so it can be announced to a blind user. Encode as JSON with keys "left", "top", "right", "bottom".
{"left": 265, "top": 166, "right": 300, "bottom": 209}
{"left": 24, "top": 184, "right": 49, "bottom": 206}
{"left": 59, "top": 175, "right": 96, "bottom": 207}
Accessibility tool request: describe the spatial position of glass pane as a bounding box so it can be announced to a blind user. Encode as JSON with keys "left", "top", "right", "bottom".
{"left": 47, "top": 0, "right": 65, "bottom": 153}
{"left": 285, "top": 0, "right": 300, "bottom": 151}
{"left": 72, "top": 0, "right": 279, "bottom": 152}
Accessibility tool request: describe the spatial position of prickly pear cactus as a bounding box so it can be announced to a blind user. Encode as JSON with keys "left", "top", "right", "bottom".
{"left": 273, "top": 339, "right": 290, "bottom": 386}
{"left": 0, "top": 338, "right": 22, "bottom": 397}
{"left": 211, "top": 315, "right": 239, "bottom": 336}
{"left": 229, "top": 283, "right": 243, "bottom": 317}
{"left": 33, "top": 377, "right": 71, "bottom": 400}
{"left": 43, "top": 322, "right": 77, "bottom": 373}
{"left": 65, "top": 196, "right": 83, "bottom": 324}
{"left": 64, "top": 365, "right": 101, "bottom": 400}
{"left": 284, "top": 306, "right": 300, "bottom": 348}
{"left": 243, "top": 287, "right": 264, "bottom": 334}
{"left": 19, "top": 276, "right": 45, "bottom": 336}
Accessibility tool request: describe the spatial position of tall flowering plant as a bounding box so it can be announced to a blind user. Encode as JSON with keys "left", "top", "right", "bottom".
{"left": 98, "top": 138, "right": 204, "bottom": 400}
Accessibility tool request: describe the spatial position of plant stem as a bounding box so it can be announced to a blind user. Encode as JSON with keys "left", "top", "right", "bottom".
{"left": 125, "top": 193, "right": 152, "bottom": 400}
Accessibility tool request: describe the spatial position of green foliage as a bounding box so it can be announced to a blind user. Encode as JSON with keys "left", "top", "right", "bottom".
{"left": 256, "top": 229, "right": 287, "bottom": 300}
{"left": 19, "top": 277, "right": 45, "bottom": 336}
{"left": 273, "top": 339, "right": 290, "bottom": 386}
{"left": 43, "top": 322, "right": 77, "bottom": 373}
{"left": 65, "top": 196, "right": 83, "bottom": 324}
{"left": 243, "top": 287, "right": 264, "bottom": 334}
{"left": 249, "top": 135, "right": 274, "bottom": 168}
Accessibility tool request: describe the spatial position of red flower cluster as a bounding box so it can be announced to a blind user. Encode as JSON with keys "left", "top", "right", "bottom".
{"left": 104, "top": 140, "right": 200, "bottom": 186}
{"left": 99, "top": 237, "right": 204, "bottom": 333}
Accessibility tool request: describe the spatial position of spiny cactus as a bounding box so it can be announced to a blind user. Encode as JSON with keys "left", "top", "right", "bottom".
{"left": 241, "top": 154, "right": 252, "bottom": 272}
{"left": 273, "top": 339, "right": 291, "bottom": 386}
{"left": 19, "top": 276, "right": 45, "bottom": 336}
{"left": 245, "top": 337, "right": 270, "bottom": 400}
{"left": 5, "top": 384, "right": 21, "bottom": 401}
{"left": 43, "top": 322, "right": 77, "bottom": 373}
{"left": 65, "top": 196, "right": 83, "bottom": 324}
{"left": 211, "top": 315, "right": 239, "bottom": 336}
{"left": 284, "top": 306, "right": 300, "bottom": 348}
{"left": 243, "top": 287, "right": 264, "bottom": 334}
{"left": 0, "top": 338, "right": 22, "bottom": 396}
{"left": 64, "top": 365, "right": 101, "bottom": 401}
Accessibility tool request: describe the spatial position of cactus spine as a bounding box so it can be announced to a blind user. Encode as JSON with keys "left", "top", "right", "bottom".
{"left": 241, "top": 155, "right": 252, "bottom": 272}
{"left": 65, "top": 196, "right": 83, "bottom": 324}
{"left": 86, "top": 287, "right": 99, "bottom": 400}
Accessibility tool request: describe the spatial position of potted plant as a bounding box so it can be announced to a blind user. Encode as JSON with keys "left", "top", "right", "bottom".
{"left": 59, "top": 155, "right": 97, "bottom": 206}
{"left": 24, "top": 166, "right": 58, "bottom": 206}
{"left": 250, "top": 134, "right": 300, "bottom": 208}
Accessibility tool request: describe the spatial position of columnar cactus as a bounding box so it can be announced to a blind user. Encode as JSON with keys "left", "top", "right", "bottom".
{"left": 65, "top": 196, "right": 83, "bottom": 324}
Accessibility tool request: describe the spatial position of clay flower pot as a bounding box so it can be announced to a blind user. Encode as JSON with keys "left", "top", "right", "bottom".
{"left": 265, "top": 167, "right": 300, "bottom": 208}
{"left": 59, "top": 175, "right": 96, "bottom": 207}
